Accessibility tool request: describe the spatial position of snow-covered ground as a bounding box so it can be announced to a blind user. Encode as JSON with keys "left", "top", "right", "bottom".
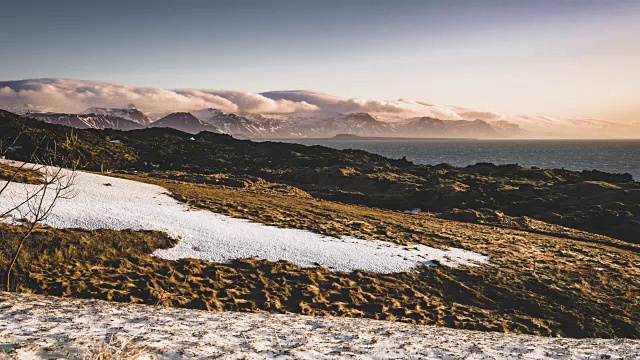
{"left": 1, "top": 293, "right": 638, "bottom": 360}
{"left": 0, "top": 162, "right": 488, "bottom": 273}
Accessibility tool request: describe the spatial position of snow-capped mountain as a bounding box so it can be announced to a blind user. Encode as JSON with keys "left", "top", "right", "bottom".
{"left": 19, "top": 105, "right": 521, "bottom": 138}
{"left": 1, "top": 79, "right": 635, "bottom": 138}
{"left": 285, "top": 114, "right": 514, "bottom": 138}
{"left": 298, "top": 113, "right": 391, "bottom": 137}
{"left": 194, "top": 110, "right": 514, "bottom": 138}
{"left": 150, "top": 112, "right": 217, "bottom": 134}
{"left": 81, "top": 105, "right": 152, "bottom": 125}
{"left": 261, "top": 90, "right": 636, "bottom": 138}
{"left": 200, "top": 111, "right": 516, "bottom": 138}
{"left": 192, "top": 108, "right": 226, "bottom": 121}
{"left": 393, "top": 117, "right": 503, "bottom": 138}
{"left": 192, "top": 108, "right": 284, "bottom": 138}
{"left": 27, "top": 112, "right": 144, "bottom": 131}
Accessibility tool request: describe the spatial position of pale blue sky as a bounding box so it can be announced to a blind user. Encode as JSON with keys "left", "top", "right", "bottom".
{"left": 1, "top": 0, "right": 639, "bottom": 120}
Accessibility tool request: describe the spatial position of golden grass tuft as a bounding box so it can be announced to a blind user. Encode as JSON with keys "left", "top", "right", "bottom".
{"left": 83, "top": 334, "right": 149, "bottom": 360}
{"left": 0, "top": 163, "right": 45, "bottom": 184}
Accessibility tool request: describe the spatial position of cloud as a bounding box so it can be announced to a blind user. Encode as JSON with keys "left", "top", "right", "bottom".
{"left": 260, "top": 90, "right": 470, "bottom": 119}
{"left": 2, "top": 78, "right": 635, "bottom": 138}
{"left": 0, "top": 79, "right": 317, "bottom": 114}
{"left": 204, "top": 90, "right": 318, "bottom": 113}
{"left": 0, "top": 79, "right": 491, "bottom": 121}
{"left": 458, "top": 111, "right": 501, "bottom": 121}
{"left": 260, "top": 90, "right": 418, "bottom": 115}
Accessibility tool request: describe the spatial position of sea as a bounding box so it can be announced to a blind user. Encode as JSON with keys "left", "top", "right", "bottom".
{"left": 271, "top": 139, "right": 640, "bottom": 180}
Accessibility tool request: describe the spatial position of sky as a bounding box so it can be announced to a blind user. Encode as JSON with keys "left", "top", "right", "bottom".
{"left": 1, "top": 0, "right": 639, "bottom": 122}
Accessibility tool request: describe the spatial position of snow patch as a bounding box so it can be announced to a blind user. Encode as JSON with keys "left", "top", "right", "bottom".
{"left": 0, "top": 163, "right": 488, "bottom": 273}
{"left": 2, "top": 293, "right": 639, "bottom": 360}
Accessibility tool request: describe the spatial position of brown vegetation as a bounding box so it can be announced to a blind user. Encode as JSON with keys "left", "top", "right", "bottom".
{"left": 0, "top": 110, "right": 638, "bottom": 339}
{"left": 118, "top": 172, "right": 638, "bottom": 252}
{"left": 2, "top": 109, "right": 639, "bottom": 244}
{"left": 82, "top": 333, "right": 148, "bottom": 360}
{"left": 0, "top": 163, "right": 44, "bottom": 184}
{"left": 1, "top": 174, "right": 638, "bottom": 339}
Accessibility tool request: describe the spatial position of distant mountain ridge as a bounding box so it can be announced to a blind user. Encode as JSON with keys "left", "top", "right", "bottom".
{"left": 1, "top": 79, "right": 637, "bottom": 138}
{"left": 20, "top": 106, "right": 520, "bottom": 138}
{"left": 27, "top": 112, "right": 144, "bottom": 131}
{"left": 236, "top": 112, "right": 513, "bottom": 138}
{"left": 81, "top": 106, "right": 152, "bottom": 125}
{"left": 193, "top": 108, "right": 284, "bottom": 137}
{"left": 149, "top": 112, "right": 217, "bottom": 134}
{"left": 395, "top": 117, "right": 503, "bottom": 138}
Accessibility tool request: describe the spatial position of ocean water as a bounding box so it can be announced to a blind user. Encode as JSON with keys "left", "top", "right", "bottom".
{"left": 273, "top": 139, "right": 640, "bottom": 180}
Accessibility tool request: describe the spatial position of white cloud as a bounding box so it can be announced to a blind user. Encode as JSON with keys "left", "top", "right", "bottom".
{"left": 0, "top": 79, "right": 316, "bottom": 114}
{"left": 0, "top": 79, "right": 507, "bottom": 121}
{"left": 260, "top": 90, "right": 417, "bottom": 115}
{"left": 1, "top": 78, "right": 635, "bottom": 138}
{"left": 204, "top": 89, "right": 318, "bottom": 113}
{"left": 260, "top": 90, "right": 467, "bottom": 119}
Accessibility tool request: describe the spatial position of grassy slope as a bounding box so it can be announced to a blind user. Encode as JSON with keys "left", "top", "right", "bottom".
{"left": 2, "top": 174, "right": 638, "bottom": 338}
{"left": 0, "top": 110, "right": 639, "bottom": 338}
{"left": 1, "top": 109, "right": 638, "bottom": 244}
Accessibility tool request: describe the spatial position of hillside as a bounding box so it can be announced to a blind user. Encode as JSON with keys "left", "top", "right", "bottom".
{"left": 0, "top": 109, "right": 639, "bottom": 340}
{"left": 1, "top": 172, "right": 639, "bottom": 338}
{"left": 1, "top": 109, "right": 638, "bottom": 244}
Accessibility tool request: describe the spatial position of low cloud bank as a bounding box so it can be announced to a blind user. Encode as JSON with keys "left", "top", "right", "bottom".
{"left": 0, "top": 79, "right": 467, "bottom": 119}
{"left": 0, "top": 79, "right": 318, "bottom": 114}
{"left": 1, "top": 78, "right": 637, "bottom": 137}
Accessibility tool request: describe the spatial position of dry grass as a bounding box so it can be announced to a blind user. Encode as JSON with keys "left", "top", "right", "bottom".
{"left": 83, "top": 333, "right": 148, "bottom": 360}
{"left": 117, "top": 172, "right": 639, "bottom": 252}
{"left": 1, "top": 186, "right": 638, "bottom": 338}
{"left": 0, "top": 163, "right": 44, "bottom": 184}
{"left": 1, "top": 173, "right": 638, "bottom": 338}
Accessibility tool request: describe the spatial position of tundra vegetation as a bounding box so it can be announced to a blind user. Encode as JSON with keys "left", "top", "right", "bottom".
{"left": 0, "top": 109, "right": 638, "bottom": 339}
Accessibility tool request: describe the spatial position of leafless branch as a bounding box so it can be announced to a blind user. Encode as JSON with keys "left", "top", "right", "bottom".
{"left": 1, "top": 132, "right": 79, "bottom": 291}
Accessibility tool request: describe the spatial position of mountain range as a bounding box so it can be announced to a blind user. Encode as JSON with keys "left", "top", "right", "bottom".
{"left": 1, "top": 78, "right": 637, "bottom": 138}
{"left": 81, "top": 106, "right": 152, "bottom": 125}
{"left": 28, "top": 112, "right": 145, "bottom": 131}
{"left": 1, "top": 108, "right": 639, "bottom": 341}
{"left": 19, "top": 107, "right": 519, "bottom": 138}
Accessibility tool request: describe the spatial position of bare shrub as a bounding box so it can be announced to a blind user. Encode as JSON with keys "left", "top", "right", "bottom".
{"left": 0, "top": 132, "right": 78, "bottom": 291}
